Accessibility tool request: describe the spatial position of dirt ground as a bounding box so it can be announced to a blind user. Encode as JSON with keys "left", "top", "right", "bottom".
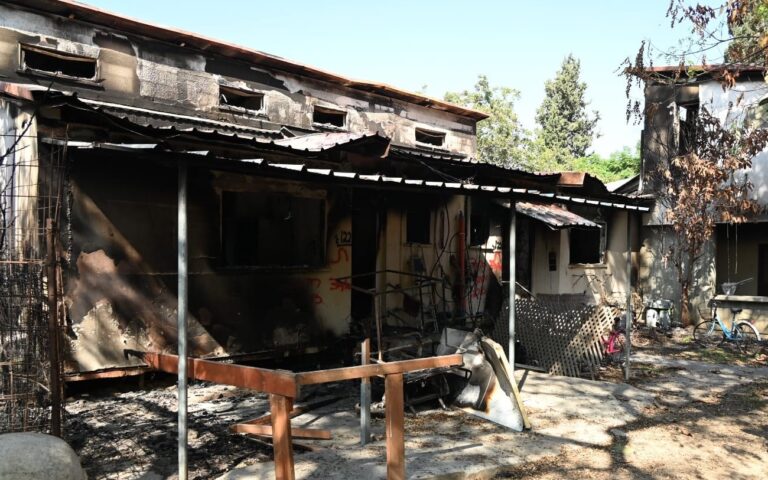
{"left": 498, "top": 327, "right": 768, "bottom": 480}
{"left": 63, "top": 327, "right": 768, "bottom": 479}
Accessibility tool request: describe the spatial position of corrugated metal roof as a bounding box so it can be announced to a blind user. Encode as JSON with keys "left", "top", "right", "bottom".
{"left": 58, "top": 140, "right": 651, "bottom": 212}
{"left": 274, "top": 131, "right": 387, "bottom": 152}
{"left": 515, "top": 202, "right": 600, "bottom": 229}
{"left": 80, "top": 99, "right": 282, "bottom": 138}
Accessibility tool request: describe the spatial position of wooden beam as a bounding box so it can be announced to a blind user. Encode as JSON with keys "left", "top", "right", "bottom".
{"left": 143, "top": 353, "right": 297, "bottom": 397}
{"left": 385, "top": 373, "right": 405, "bottom": 480}
{"left": 65, "top": 366, "right": 151, "bottom": 382}
{"left": 231, "top": 424, "right": 332, "bottom": 440}
{"left": 295, "top": 354, "right": 463, "bottom": 385}
{"left": 271, "top": 394, "right": 295, "bottom": 480}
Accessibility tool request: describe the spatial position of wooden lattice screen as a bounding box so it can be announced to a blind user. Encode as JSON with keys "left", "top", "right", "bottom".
{"left": 514, "top": 298, "right": 614, "bottom": 377}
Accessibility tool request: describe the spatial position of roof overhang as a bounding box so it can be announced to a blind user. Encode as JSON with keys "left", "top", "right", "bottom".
{"left": 501, "top": 201, "right": 601, "bottom": 229}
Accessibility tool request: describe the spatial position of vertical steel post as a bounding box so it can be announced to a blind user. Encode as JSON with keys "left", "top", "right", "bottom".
{"left": 45, "top": 218, "right": 61, "bottom": 437}
{"left": 177, "top": 163, "right": 188, "bottom": 480}
{"left": 625, "top": 211, "right": 632, "bottom": 381}
{"left": 360, "top": 337, "right": 371, "bottom": 445}
{"left": 508, "top": 203, "right": 516, "bottom": 371}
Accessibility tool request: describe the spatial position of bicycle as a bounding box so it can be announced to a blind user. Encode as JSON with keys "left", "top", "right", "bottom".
{"left": 601, "top": 315, "right": 626, "bottom": 364}
{"left": 693, "top": 278, "right": 762, "bottom": 357}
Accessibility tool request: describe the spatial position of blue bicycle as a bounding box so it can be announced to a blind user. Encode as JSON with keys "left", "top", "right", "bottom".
{"left": 693, "top": 278, "right": 762, "bottom": 357}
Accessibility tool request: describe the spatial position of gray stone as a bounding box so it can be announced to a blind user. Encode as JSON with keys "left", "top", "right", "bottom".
{"left": 0, "top": 432, "right": 87, "bottom": 480}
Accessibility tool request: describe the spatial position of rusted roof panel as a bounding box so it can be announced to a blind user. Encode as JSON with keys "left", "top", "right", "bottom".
{"left": 515, "top": 202, "right": 600, "bottom": 229}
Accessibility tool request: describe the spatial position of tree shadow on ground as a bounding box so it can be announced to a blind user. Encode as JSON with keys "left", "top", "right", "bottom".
{"left": 497, "top": 380, "right": 768, "bottom": 479}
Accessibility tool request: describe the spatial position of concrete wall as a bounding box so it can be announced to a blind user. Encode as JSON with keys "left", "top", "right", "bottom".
{"left": 530, "top": 210, "right": 638, "bottom": 304}
{"left": 0, "top": 3, "right": 477, "bottom": 157}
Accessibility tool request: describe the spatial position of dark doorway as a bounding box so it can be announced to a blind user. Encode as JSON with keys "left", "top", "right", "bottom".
{"left": 759, "top": 244, "right": 768, "bottom": 296}
{"left": 351, "top": 192, "right": 379, "bottom": 326}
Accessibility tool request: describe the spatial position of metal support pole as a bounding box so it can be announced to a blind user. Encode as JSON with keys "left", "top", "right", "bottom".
{"left": 508, "top": 203, "right": 516, "bottom": 371}
{"left": 45, "top": 219, "right": 61, "bottom": 437}
{"left": 624, "top": 211, "right": 632, "bottom": 381}
{"left": 177, "top": 162, "right": 188, "bottom": 480}
{"left": 360, "top": 337, "right": 371, "bottom": 446}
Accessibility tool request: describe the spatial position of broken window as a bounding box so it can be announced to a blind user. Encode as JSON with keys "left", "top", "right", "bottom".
{"left": 20, "top": 44, "right": 97, "bottom": 80}
{"left": 415, "top": 128, "right": 446, "bottom": 147}
{"left": 568, "top": 223, "right": 606, "bottom": 265}
{"left": 222, "top": 191, "right": 326, "bottom": 268}
{"left": 406, "top": 205, "right": 431, "bottom": 244}
{"left": 219, "top": 85, "right": 265, "bottom": 113}
{"left": 312, "top": 106, "right": 346, "bottom": 128}
{"left": 678, "top": 103, "right": 698, "bottom": 155}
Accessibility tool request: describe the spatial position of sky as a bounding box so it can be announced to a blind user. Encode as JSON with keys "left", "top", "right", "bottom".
{"left": 81, "top": 1, "right": 706, "bottom": 156}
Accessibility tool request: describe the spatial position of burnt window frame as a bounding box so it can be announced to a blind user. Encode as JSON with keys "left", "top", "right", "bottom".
{"left": 18, "top": 43, "right": 101, "bottom": 86}
{"left": 220, "top": 189, "right": 328, "bottom": 270}
{"left": 218, "top": 84, "right": 266, "bottom": 116}
{"left": 415, "top": 127, "right": 446, "bottom": 148}
{"left": 312, "top": 105, "right": 347, "bottom": 130}
{"left": 568, "top": 221, "right": 607, "bottom": 266}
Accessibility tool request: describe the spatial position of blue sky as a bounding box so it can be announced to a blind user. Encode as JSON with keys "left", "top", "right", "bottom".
{"left": 82, "top": 1, "right": 710, "bottom": 156}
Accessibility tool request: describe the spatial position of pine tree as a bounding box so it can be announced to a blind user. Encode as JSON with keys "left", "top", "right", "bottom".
{"left": 535, "top": 55, "right": 599, "bottom": 165}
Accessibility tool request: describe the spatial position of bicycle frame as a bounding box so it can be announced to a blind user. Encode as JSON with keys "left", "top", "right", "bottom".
{"left": 704, "top": 314, "right": 739, "bottom": 340}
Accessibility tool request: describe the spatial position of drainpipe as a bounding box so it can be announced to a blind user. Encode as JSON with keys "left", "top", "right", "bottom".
{"left": 177, "top": 163, "right": 188, "bottom": 480}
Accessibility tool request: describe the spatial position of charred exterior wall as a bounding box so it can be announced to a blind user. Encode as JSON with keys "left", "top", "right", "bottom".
{"left": 62, "top": 151, "right": 353, "bottom": 372}
{"left": 0, "top": 3, "right": 477, "bottom": 157}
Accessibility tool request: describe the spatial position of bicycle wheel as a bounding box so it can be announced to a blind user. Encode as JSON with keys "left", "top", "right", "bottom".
{"left": 693, "top": 320, "right": 723, "bottom": 347}
{"left": 734, "top": 322, "right": 761, "bottom": 357}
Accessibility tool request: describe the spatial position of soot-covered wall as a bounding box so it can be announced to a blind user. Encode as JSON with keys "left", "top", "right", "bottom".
{"left": 62, "top": 151, "right": 352, "bottom": 373}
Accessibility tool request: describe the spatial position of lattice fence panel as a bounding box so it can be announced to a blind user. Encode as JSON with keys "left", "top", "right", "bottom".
{"left": 509, "top": 298, "right": 613, "bottom": 377}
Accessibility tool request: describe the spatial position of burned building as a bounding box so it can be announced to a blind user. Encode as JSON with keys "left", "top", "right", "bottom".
{"left": 0, "top": 0, "right": 649, "bottom": 411}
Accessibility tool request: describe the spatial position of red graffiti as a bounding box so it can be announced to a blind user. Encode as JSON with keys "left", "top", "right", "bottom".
{"left": 329, "top": 246, "right": 350, "bottom": 265}
{"left": 305, "top": 277, "right": 324, "bottom": 304}
{"left": 469, "top": 257, "right": 489, "bottom": 300}
{"left": 330, "top": 278, "right": 352, "bottom": 292}
{"left": 488, "top": 251, "right": 502, "bottom": 276}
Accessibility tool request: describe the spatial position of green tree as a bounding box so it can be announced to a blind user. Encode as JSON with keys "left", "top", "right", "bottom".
{"left": 571, "top": 146, "right": 641, "bottom": 183}
{"left": 535, "top": 55, "right": 600, "bottom": 166}
{"left": 444, "top": 75, "right": 530, "bottom": 169}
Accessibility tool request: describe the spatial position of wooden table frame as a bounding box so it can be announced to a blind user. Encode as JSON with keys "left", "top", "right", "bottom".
{"left": 143, "top": 352, "right": 463, "bottom": 480}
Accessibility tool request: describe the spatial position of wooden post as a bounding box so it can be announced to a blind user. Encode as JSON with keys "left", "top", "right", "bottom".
{"left": 385, "top": 373, "right": 405, "bottom": 480}
{"left": 360, "top": 337, "right": 371, "bottom": 446}
{"left": 45, "top": 219, "right": 61, "bottom": 437}
{"left": 270, "top": 394, "right": 295, "bottom": 480}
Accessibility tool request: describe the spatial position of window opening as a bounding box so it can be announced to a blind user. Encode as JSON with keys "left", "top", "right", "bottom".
{"left": 20, "top": 44, "right": 97, "bottom": 80}
{"left": 569, "top": 222, "right": 606, "bottom": 264}
{"left": 406, "top": 205, "right": 431, "bottom": 244}
{"left": 415, "top": 128, "right": 446, "bottom": 147}
{"left": 222, "top": 191, "right": 326, "bottom": 268}
{"left": 219, "top": 85, "right": 265, "bottom": 113}
{"left": 312, "top": 106, "right": 346, "bottom": 128}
